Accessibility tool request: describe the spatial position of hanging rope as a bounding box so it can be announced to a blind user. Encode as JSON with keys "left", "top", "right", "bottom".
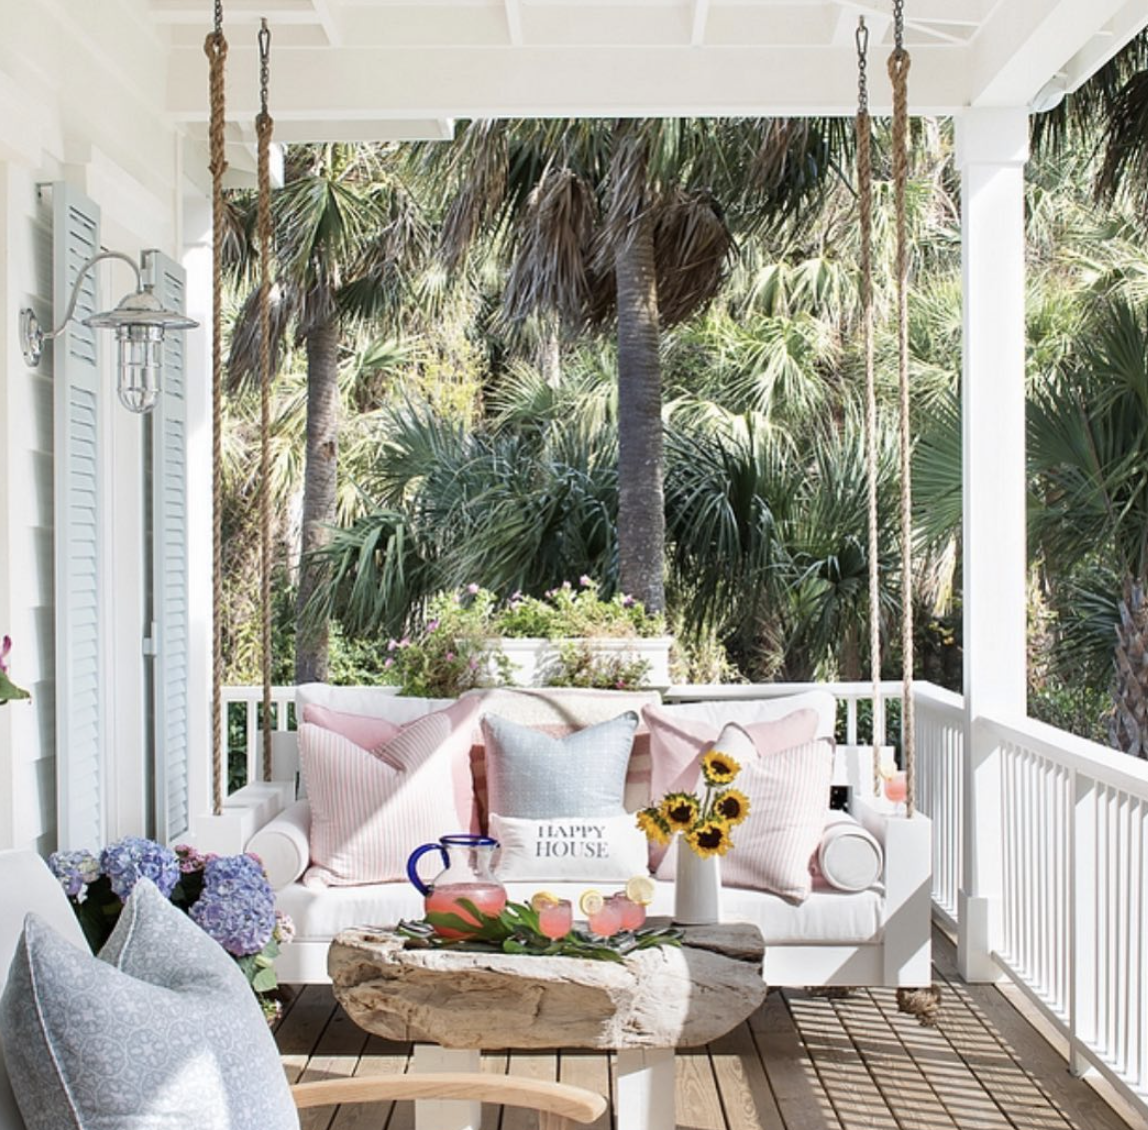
{"left": 888, "top": 0, "right": 915, "bottom": 816}
{"left": 256, "top": 19, "right": 275, "bottom": 783}
{"left": 856, "top": 19, "right": 882, "bottom": 794}
{"left": 205, "top": 0, "right": 229, "bottom": 816}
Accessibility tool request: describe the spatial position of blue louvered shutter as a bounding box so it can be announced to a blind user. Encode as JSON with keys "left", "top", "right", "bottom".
{"left": 147, "top": 251, "right": 191, "bottom": 844}
{"left": 54, "top": 184, "right": 104, "bottom": 851}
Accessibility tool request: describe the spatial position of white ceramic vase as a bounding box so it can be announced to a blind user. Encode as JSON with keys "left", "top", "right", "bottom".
{"left": 673, "top": 842, "right": 722, "bottom": 925}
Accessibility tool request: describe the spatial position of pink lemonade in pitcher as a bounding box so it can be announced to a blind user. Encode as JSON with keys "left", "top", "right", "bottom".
{"left": 408, "top": 835, "right": 508, "bottom": 939}
{"left": 424, "top": 882, "right": 508, "bottom": 937}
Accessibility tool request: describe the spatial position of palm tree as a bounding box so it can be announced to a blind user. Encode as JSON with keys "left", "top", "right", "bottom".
{"left": 1029, "top": 300, "right": 1148, "bottom": 756}
{"left": 227, "top": 144, "right": 430, "bottom": 682}
{"left": 408, "top": 118, "right": 847, "bottom": 611}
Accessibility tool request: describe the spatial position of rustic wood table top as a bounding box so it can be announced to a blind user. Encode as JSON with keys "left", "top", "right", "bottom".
{"left": 329, "top": 918, "right": 767, "bottom": 1051}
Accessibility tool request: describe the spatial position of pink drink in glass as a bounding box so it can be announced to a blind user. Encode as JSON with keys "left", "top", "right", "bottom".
{"left": 586, "top": 901, "right": 624, "bottom": 938}
{"left": 612, "top": 894, "right": 646, "bottom": 932}
{"left": 425, "top": 882, "right": 508, "bottom": 938}
{"left": 537, "top": 899, "right": 573, "bottom": 941}
{"left": 884, "top": 770, "right": 908, "bottom": 806}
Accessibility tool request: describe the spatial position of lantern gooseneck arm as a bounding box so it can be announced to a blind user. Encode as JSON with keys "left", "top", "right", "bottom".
{"left": 42, "top": 250, "right": 143, "bottom": 341}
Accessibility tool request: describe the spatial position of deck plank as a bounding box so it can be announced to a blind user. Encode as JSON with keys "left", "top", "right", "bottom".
{"left": 676, "top": 1045, "right": 726, "bottom": 1130}
{"left": 279, "top": 947, "right": 1141, "bottom": 1130}
{"left": 558, "top": 1050, "right": 612, "bottom": 1130}
{"left": 750, "top": 992, "right": 841, "bottom": 1130}
{"left": 709, "top": 1023, "right": 786, "bottom": 1130}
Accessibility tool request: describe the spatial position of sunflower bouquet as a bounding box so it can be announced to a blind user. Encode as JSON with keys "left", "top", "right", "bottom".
{"left": 636, "top": 749, "right": 751, "bottom": 859}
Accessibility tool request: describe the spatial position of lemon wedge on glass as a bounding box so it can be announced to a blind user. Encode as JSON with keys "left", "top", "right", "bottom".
{"left": 578, "top": 889, "right": 605, "bottom": 917}
{"left": 625, "top": 875, "right": 657, "bottom": 906}
{"left": 529, "top": 891, "right": 560, "bottom": 913}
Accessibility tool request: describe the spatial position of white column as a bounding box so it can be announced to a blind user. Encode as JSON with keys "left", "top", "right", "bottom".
{"left": 181, "top": 176, "right": 214, "bottom": 833}
{"left": 957, "top": 107, "right": 1029, "bottom": 982}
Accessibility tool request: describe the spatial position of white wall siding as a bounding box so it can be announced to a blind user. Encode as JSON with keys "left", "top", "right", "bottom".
{"left": 0, "top": 5, "right": 190, "bottom": 852}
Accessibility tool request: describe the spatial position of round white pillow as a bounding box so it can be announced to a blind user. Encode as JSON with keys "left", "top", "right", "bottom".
{"left": 818, "top": 813, "right": 883, "bottom": 892}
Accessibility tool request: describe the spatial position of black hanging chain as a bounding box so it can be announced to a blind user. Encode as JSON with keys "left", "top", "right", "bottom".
{"left": 213, "top": 0, "right": 223, "bottom": 38}
{"left": 892, "top": 0, "right": 905, "bottom": 54}
{"left": 856, "top": 17, "right": 869, "bottom": 114}
{"left": 258, "top": 18, "right": 271, "bottom": 117}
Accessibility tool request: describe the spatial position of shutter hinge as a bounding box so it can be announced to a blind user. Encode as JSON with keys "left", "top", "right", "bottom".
{"left": 142, "top": 621, "right": 159, "bottom": 657}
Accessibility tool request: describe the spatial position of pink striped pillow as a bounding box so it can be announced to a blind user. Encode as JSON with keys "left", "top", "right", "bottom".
{"left": 642, "top": 705, "right": 818, "bottom": 868}
{"left": 655, "top": 724, "right": 834, "bottom": 904}
{"left": 301, "top": 703, "right": 400, "bottom": 750}
{"left": 300, "top": 697, "right": 481, "bottom": 887}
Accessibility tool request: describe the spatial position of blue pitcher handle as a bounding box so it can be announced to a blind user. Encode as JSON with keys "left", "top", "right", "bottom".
{"left": 406, "top": 842, "right": 450, "bottom": 896}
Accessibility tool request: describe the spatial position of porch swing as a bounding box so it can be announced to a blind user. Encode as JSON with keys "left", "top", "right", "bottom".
{"left": 200, "top": 2, "right": 937, "bottom": 1016}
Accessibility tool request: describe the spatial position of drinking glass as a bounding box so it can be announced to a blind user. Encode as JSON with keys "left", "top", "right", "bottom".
{"left": 884, "top": 769, "right": 908, "bottom": 813}
{"left": 586, "top": 900, "right": 624, "bottom": 938}
{"left": 537, "top": 899, "right": 573, "bottom": 941}
{"left": 611, "top": 893, "right": 646, "bottom": 932}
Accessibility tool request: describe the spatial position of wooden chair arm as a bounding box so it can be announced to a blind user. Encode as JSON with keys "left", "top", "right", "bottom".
{"left": 291, "top": 1070, "right": 607, "bottom": 1126}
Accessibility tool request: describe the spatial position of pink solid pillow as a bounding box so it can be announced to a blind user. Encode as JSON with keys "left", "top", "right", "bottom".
{"left": 300, "top": 698, "right": 479, "bottom": 845}
{"left": 302, "top": 703, "right": 401, "bottom": 751}
{"left": 655, "top": 723, "right": 834, "bottom": 904}
{"left": 641, "top": 705, "right": 819, "bottom": 867}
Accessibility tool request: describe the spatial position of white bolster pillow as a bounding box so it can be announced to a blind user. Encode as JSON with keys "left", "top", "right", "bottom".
{"left": 247, "top": 799, "right": 312, "bottom": 890}
{"left": 817, "top": 811, "right": 884, "bottom": 892}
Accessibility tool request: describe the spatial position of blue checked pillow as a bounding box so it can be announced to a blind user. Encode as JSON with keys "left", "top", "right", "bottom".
{"left": 0, "top": 879, "right": 298, "bottom": 1130}
{"left": 482, "top": 710, "right": 639, "bottom": 818}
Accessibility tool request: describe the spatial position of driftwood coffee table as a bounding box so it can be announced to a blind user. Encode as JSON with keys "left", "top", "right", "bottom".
{"left": 329, "top": 920, "right": 766, "bottom": 1130}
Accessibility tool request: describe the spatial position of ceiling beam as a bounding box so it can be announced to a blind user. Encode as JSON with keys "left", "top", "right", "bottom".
{"left": 970, "top": 0, "right": 1142, "bottom": 106}
{"left": 504, "top": 0, "right": 524, "bottom": 46}
{"left": 691, "top": 0, "right": 710, "bottom": 47}
{"left": 165, "top": 43, "right": 968, "bottom": 125}
{"left": 1060, "top": 0, "right": 1148, "bottom": 92}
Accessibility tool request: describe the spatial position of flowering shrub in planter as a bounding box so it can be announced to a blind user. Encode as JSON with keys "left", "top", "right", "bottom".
{"left": 0, "top": 635, "right": 30, "bottom": 705}
{"left": 49, "top": 837, "right": 293, "bottom": 1021}
{"left": 387, "top": 580, "right": 668, "bottom": 697}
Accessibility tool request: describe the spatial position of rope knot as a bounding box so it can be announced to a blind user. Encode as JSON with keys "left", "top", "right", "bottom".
{"left": 203, "top": 30, "right": 228, "bottom": 63}
{"left": 887, "top": 47, "right": 911, "bottom": 82}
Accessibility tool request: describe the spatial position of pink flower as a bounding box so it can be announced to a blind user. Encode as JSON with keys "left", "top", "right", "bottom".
{"left": 621, "top": 594, "right": 636, "bottom": 608}
{"left": 580, "top": 575, "right": 592, "bottom": 587}
{"left": 466, "top": 583, "right": 480, "bottom": 595}
{"left": 445, "top": 651, "right": 456, "bottom": 662}
{"left": 387, "top": 638, "right": 398, "bottom": 652}
{"left": 400, "top": 637, "right": 411, "bottom": 648}
{"left": 468, "top": 657, "right": 479, "bottom": 669}
{"left": 384, "top": 657, "right": 394, "bottom": 668}
{"left": 0, "top": 636, "right": 10, "bottom": 674}
{"left": 615, "top": 680, "right": 626, "bottom": 689}
{"left": 426, "top": 619, "right": 440, "bottom": 633}
{"left": 561, "top": 581, "right": 572, "bottom": 590}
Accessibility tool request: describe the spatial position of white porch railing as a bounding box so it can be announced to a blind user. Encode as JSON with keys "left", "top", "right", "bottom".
{"left": 984, "top": 712, "right": 1148, "bottom": 1106}
{"left": 221, "top": 685, "right": 296, "bottom": 792}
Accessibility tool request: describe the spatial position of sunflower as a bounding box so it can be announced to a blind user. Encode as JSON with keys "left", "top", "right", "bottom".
{"left": 686, "top": 819, "right": 733, "bottom": 858}
{"left": 636, "top": 807, "right": 672, "bottom": 846}
{"left": 701, "top": 749, "right": 740, "bottom": 786}
{"left": 660, "top": 792, "right": 700, "bottom": 832}
{"left": 712, "top": 788, "right": 750, "bottom": 826}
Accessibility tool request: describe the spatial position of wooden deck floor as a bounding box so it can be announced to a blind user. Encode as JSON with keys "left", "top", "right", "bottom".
{"left": 276, "top": 930, "right": 1144, "bottom": 1130}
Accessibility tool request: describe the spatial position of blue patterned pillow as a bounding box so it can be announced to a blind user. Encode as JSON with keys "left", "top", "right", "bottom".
{"left": 482, "top": 710, "right": 639, "bottom": 819}
{"left": 0, "top": 879, "right": 298, "bottom": 1130}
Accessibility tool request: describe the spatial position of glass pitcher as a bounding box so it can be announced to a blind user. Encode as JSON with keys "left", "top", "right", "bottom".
{"left": 406, "top": 834, "right": 507, "bottom": 937}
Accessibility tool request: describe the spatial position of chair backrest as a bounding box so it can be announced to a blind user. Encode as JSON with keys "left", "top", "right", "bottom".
{"left": 0, "top": 851, "right": 88, "bottom": 1130}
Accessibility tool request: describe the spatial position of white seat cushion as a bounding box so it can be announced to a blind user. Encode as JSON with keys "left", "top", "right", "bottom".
{"left": 275, "top": 877, "right": 883, "bottom": 948}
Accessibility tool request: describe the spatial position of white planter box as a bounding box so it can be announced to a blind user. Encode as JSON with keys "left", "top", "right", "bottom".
{"left": 491, "top": 636, "right": 673, "bottom": 689}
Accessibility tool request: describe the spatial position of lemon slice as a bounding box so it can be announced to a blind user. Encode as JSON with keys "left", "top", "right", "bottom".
{"left": 578, "top": 889, "right": 605, "bottom": 917}
{"left": 625, "top": 875, "right": 657, "bottom": 906}
{"left": 530, "top": 890, "right": 560, "bottom": 912}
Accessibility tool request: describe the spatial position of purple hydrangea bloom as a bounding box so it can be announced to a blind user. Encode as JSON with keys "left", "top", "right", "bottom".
{"left": 190, "top": 853, "right": 276, "bottom": 956}
{"left": 100, "top": 837, "right": 181, "bottom": 900}
{"left": 48, "top": 850, "right": 101, "bottom": 898}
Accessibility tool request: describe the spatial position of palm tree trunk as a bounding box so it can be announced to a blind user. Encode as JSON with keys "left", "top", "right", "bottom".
{"left": 1110, "top": 575, "right": 1148, "bottom": 758}
{"left": 614, "top": 206, "right": 665, "bottom": 613}
{"left": 295, "top": 316, "right": 340, "bottom": 684}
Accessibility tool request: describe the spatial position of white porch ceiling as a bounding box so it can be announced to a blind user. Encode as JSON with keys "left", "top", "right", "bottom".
{"left": 152, "top": 0, "right": 1148, "bottom": 142}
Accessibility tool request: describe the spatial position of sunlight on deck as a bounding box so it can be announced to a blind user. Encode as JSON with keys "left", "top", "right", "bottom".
{"left": 275, "top": 932, "right": 1140, "bottom": 1130}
